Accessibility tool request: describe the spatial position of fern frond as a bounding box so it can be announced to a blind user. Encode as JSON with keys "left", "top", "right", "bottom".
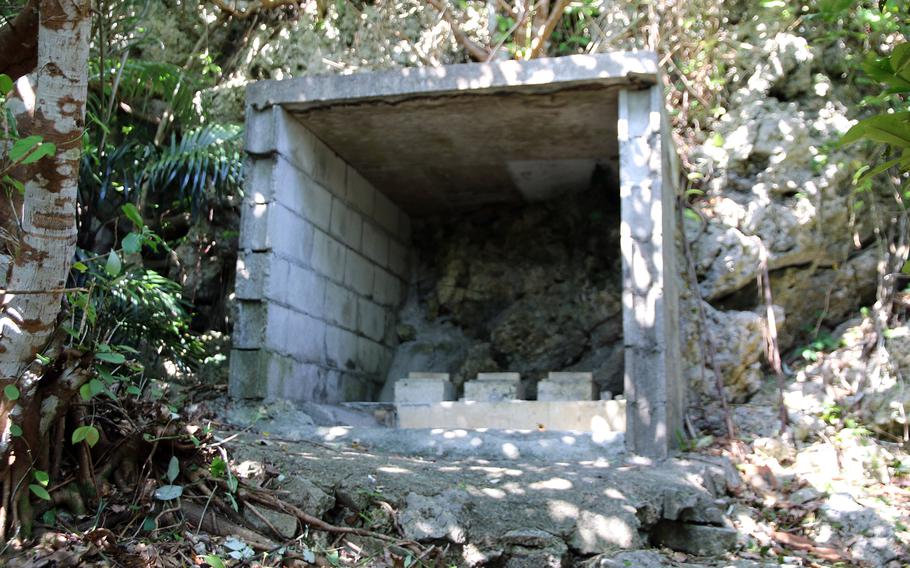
{"left": 144, "top": 123, "right": 243, "bottom": 211}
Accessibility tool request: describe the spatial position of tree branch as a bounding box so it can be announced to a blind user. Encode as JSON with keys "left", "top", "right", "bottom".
{"left": 527, "top": 0, "right": 568, "bottom": 58}
{"left": 208, "top": 0, "right": 302, "bottom": 20}
{"left": 426, "top": 0, "right": 491, "bottom": 62}
{"left": 0, "top": 0, "right": 39, "bottom": 80}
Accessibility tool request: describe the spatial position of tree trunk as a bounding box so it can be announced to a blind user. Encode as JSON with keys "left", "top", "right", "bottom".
{"left": 0, "top": 0, "right": 90, "bottom": 540}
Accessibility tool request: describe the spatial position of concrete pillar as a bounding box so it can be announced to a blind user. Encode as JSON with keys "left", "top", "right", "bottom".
{"left": 618, "top": 86, "right": 683, "bottom": 458}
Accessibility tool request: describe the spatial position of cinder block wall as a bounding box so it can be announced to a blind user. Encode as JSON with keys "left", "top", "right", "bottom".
{"left": 230, "top": 107, "right": 411, "bottom": 402}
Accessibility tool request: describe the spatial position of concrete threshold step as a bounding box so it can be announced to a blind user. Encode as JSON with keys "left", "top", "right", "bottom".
{"left": 396, "top": 399, "right": 625, "bottom": 432}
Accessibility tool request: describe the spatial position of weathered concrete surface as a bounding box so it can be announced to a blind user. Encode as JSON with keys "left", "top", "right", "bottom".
{"left": 618, "top": 86, "right": 684, "bottom": 458}
{"left": 537, "top": 372, "right": 597, "bottom": 401}
{"left": 248, "top": 53, "right": 657, "bottom": 216}
{"left": 248, "top": 51, "right": 656, "bottom": 110}
{"left": 463, "top": 373, "right": 525, "bottom": 402}
{"left": 396, "top": 400, "right": 625, "bottom": 434}
{"left": 224, "top": 430, "right": 739, "bottom": 564}
{"left": 393, "top": 377, "right": 455, "bottom": 403}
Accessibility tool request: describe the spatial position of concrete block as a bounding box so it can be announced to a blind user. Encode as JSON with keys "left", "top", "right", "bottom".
{"left": 324, "top": 281, "right": 358, "bottom": 330}
{"left": 357, "top": 298, "right": 386, "bottom": 342}
{"left": 272, "top": 108, "right": 346, "bottom": 195}
{"left": 325, "top": 325, "right": 358, "bottom": 369}
{"left": 463, "top": 379, "right": 525, "bottom": 402}
{"left": 395, "top": 378, "right": 455, "bottom": 404}
{"left": 345, "top": 166, "right": 375, "bottom": 216}
{"left": 329, "top": 198, "right": 363, "bottom": 250}
{"left": 356, "top": 336, "right": 389, "bottom": 375}
{"left": 372, "top": 268, "right": 403, "bottom": 307}
{"left": 265, "top": 304, "right": 292, "bottom": 354}
{"left": 239, "top": 202, "right": 270, "bottom": 252}
{"left": 264, "top": 256, "right": 291, "bottom": 303}
{"left": 233, "top": 301, "right": 266, "bottom": 349}
{"left": 300, "top": 176, "right": 334, "bottom": 232}
{"left": 267, "top": 358, "right": 323, "bottom": 401}
{"left": 409, "top": 372, "right": 450, "bottom": 380}
{"left": 286, "top": 312, "right": 325, "bottom": 362}
{"left": 537, "top": 371, "right": 597, "bottom": 401}
{"left": 268, "top": 205, "right": 313, "bottom": 265}
{"left": 244, "top": 107, "right": 275, "bottom": 155}
{"left": 477, "top": 372, "right": 521, "bottom": 382}
{"left": 387, "top": 239, "right": 409, "bottom": 279}
{"left": 234, "top": 251, "right": 269, "bottom": 301}
{"left": 310, "top": 230, "right": 346, "bottom": 282}
{"left": 374, "top": 191, "right": 399, "bottom": 235}
{"left": 344, "top": 250, "right": 374, "bottom": 297}
{"left": 324, "top": 369, "right": 376, "bottom": 404}
{"left": 396, "top": 400, "right": 626, "bottom": 432}
{"left": 228, "top": 349, "right": 268, "bottom": 398}
{"left": 361, "top": 221, "right": 389, "bottom": 266}
{"left": 243, "top": 157, "right": 276, "bottom": 204}
{"left": 287, "top": 264, "right": 326, "bottom": 318}
{"left": 339, "top": 373, "right": 375, "bottom": 402}
{"left": 271, "top": 157, "right": 333, "bottom": 231}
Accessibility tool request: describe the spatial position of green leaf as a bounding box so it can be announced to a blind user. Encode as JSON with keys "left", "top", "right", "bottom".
{"left": 72, "top": 425, "right": 100, "bottom": 447}
{"left": 856, "top": 158, "right": 901, "bottom": 184}
{"left": 104, "top": 251, "right": 121, "bottom": 277}
{"left": 9, "top": 136, "right": 42, "bottom": 163}
{"left": 19, "top": 142, "right": 55, "bottom": 165}
{"left": 72, "top": 261, "right": 88, "bottom": 273}
{"left": 209, "top": 457, "right": 227, "bottom": 478}
{"left": 154, "top": 484, "right": 183, "bottom": 500}
{"left": 203, "top": 556, "right": 226, "bottom": 568}
{"left": 121, "top": 203, "right": 144, "bottom": 228}
{"left": 33, "top": 470, "right": 49, "bottom": 486}
{"left": 2, "top": 175, "right": 24, "bottom": 195}
{"left": 122, "top": 232, "right": 141, "bottom": 254}
{"left": 89, "top": 378, "right": 105, "bottom": 397}
{"left": 29, "top": 484, "right": 51, "bottom": 501}
{"left": 142, "top": 516, "right": 156, "bottom": 531}
{"left": 84, "top": 426, "right": 99, "bottom": 447}
{"left": 126, "top": 385, "right": 142, "bottom": 396}
{"left": 0, "top": 74, "right": 12, "bottom": 96}
{"left": 41, "top": 509, "right": 56, "bottom": 525}
{"left": 79, "top": 383, "right": 92, "bottom": 401}
{"left": 841, "top": 113, "right": 910, "bottom": 147}
{"left": 166, "top": 456, "right": 179, "bottom": 483}
{"left": 95, "top": 351, "right": 126, "bottom": 365}
{"left": 9, "top": 424, "right": 22, "bottom": 437}
{"left": 4, "top": 385, "right": 20, "bottom": 401}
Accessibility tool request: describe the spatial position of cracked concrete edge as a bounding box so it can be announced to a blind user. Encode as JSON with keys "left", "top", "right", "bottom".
{"left": 246, "top": 52, "right": 659, "bottom": 111}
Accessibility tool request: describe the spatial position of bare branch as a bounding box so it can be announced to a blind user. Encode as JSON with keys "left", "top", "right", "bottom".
{"left": 527, "top": 0, "right": 567, "bottom": 58}
{"left": 426, "top": 0, "right": 491, "bottom": 62}
{"left": 208, "top": 0, "right": 302, "bottom": 20}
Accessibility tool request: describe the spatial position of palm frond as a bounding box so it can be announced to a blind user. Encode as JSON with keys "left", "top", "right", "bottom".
{"left": 144, "top": 123, "right": 244, "bottom": 212}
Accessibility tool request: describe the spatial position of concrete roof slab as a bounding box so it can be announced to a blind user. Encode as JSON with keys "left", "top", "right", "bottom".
{"left": 247, "top": 52, "right": 658, "bottom": 110}
{"left": 248, "top": 52, "right": 658, "bottom": 216}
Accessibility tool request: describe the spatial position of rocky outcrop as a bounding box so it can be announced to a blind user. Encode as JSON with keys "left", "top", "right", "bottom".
{"left": 384, "top": 187, "right": 624, "bottom": 398}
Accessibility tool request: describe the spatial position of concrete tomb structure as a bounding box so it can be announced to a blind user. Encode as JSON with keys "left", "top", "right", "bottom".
{"left": 231, "top": 52, "right": 683, "bottom": 457}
